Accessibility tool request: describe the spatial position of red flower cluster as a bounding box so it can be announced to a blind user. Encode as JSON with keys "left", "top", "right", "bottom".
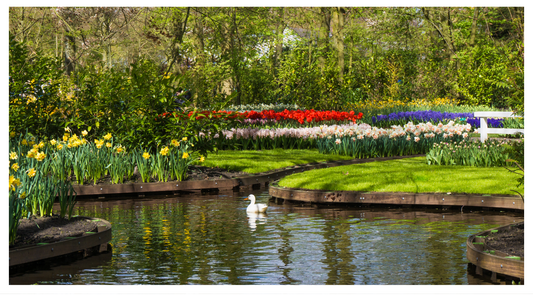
{"left": 242, "top": 110, "right": 363, "bottom": 124}
{"left": 156, "top": 109, "right": 363, "bottom": 124}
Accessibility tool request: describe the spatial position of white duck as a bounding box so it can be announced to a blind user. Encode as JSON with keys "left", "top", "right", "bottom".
{"left": 244, "top": 194, "right": 268, "bottom": 213}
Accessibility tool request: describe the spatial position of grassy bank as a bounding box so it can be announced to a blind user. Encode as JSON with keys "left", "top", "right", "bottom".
{"left": 199, "top": 149, "right": 352, "bottom": 174}
{"left": 277, "top": 157, "right": 522, "bottom": 196}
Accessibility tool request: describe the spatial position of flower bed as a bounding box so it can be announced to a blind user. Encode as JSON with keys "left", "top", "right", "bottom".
{"left": 315, "top": 121, "right": 473, "bottom": 158}
{"left": 157, "top": 109, "right": 364, "bottom": 126}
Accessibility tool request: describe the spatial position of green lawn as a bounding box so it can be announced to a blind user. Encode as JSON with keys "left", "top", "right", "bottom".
{"left": 277, "top": 156, "right": 523, "bottom": 196}
{"left": 200, "top": 149, "right": 352, "bottom": 174}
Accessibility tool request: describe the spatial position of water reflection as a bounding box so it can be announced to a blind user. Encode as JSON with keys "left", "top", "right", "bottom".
{"left": 247, "top": 212, "right": 267, "bottom": 231}
{"left": 9, "top": 190, "right": 523, "bottom": 285}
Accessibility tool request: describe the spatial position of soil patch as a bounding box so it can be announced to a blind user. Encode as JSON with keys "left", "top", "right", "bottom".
{"left": 485, "top": 223, "right": 524, "bottom": 258}
{"left": 10, "top": 215, "right": 98, "bottom": 250}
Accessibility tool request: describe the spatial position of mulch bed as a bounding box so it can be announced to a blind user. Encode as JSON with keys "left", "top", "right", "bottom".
{"left": 10, "top": 215, "right": 98, "bottom": 250}
{"left": 485, "top": 223, "right": 524, "bottom": 258}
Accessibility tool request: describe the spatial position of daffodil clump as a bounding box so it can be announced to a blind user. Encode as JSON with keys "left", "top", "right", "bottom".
{"left": 8, "top": 129, "right": 204, "bottom": 245}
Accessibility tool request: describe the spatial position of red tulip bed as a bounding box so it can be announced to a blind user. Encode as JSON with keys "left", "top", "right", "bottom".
{"left": 156, "top": 109, "right": 364, "bottom": 125}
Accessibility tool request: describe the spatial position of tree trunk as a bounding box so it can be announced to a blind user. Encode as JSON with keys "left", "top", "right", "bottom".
{"left": 331, "top": 7, "right": 345, "bottom": 83}
{"left": 191, "top": 10, "right": 206, "bottom": 108}
{"left": 63, "top": 32, "right": 76, "bottom": 75}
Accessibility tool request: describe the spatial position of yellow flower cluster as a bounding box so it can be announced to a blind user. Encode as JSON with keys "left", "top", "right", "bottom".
{"left": 11, "top": 163, "right": 19, "bottom": 172}
{"left": 9, "top": 175, "right": 22, "bottom": 191}
{"left": 160, "top": 146, "right": 170, "bottom": 156}
{"left": 171, "top": 139, "right": 180, "bottom": 147}
{"left": 351, "top": 97, "right": 456, "bottom": 111}
{"left": 27, "top": 168, "right": 36, "bottom": 178}
{"left": 9, "top": 152, "right": 18, "bottom": 160}
{"left": 95, "top": 139, "right": 105, "bottom": 149}
{"left": 143, "top": 152, "right": 151, "bottom": 160}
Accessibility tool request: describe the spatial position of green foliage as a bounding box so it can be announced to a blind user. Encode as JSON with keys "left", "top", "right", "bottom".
{"left": 9, "top": 35, "right": 65, "bottom": 140}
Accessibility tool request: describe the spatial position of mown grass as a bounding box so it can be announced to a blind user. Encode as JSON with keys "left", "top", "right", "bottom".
{"left": 199, "top": 149, "right": 352, "bottom": 174}
{"left": 277, "top": 157, "right": 523, "bottom": 196}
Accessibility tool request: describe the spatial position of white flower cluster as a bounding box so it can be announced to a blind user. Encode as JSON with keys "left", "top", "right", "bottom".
{"left": 199, "top": 121, "right": 472, "bottom": 142}
{"left": 314, "top": 121, "right": 471, "bottom": 141}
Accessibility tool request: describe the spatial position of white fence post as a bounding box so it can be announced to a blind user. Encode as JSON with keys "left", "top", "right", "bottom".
{"left": 473, "top": 111, "right": 524, "bottom": 143}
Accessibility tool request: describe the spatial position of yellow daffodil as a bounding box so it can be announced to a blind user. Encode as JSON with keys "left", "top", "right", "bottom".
{"left": 82, "top": 130, "right": 88, "bottom": 136}
{"left": 9, "top": 131, "right": 16, "bottom": 138}
{"left": 20, "top": 191, "right": 27, "bottom": 199}
{"left": 65, "top": 127, "right": 71, "bottom": 133}
{"left": 35, "top": 152, "right": 46, "bottom": 161}
{"left": 57, "top": 144, "right": 63, "bottom": 150}
{"left": 29, "top": 140, "right": 35, "bottom": 146}
{"left": 63, "top": 134, "right": 69, "bottom": 142}
{"left": 106, "top": 142, "right": 112, "bottom": 148}
{"left": 9, "top": 152, "right": 17, "bottom": 160}
{"left": 199, "top": 156, "right": 205, "bottom": 162}
{"left": 11, "top": 163, "right": 19, "bottom": 172}
{"left": 27, "top": 168, "right": 36, "bottom": 178}
{"left": 160, "top": 146, "right": 169, "bottom": 156}
{"left": 143, "top": 152, "right": 150, "bottom": 160}
{"left": 38, "top": 141, "right": 45, "bottom": 148}
{"left": 182, "top": 137, "right": 187, "bottom": 141}
{"left": 103, "top": 133, "right": 112, "bottom": 140}
{"left": 182, "top": 152, "right": 189, "bottom": 159}
{"left": 27, "top": 149, "right": 37, "bottom": 159}
{"left": 67, "top": 143, "right": 73, "bottom": 149}
{"left": 171, "top": 139, "right": 179, "bottom": 147}
{"left": 96, "top": 143, "right": 103, "bottom": 149}
{"left": 50, "top": 139, "right": 57, "bottom": 146}
{"left": 116, "top": 146, "right": 124, "bottom": 153}
{"left": 9, "top": 175, "right": 21, "bottom": 191}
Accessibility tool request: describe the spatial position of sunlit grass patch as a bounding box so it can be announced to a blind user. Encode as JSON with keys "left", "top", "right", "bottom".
{"left": 277, "top": 157, "right": 522, "bottom": 196}
{"left": 199, "top": 149, "right": 352, "bottom": 174}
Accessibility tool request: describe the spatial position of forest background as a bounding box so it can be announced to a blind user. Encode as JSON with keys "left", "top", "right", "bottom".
{"left": 8, "top": 7, "right": 524, "bottom": 148}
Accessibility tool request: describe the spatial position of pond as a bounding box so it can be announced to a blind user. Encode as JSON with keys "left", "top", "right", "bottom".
{"left": 10, "top": 189, "right": 523, "bottom": 285}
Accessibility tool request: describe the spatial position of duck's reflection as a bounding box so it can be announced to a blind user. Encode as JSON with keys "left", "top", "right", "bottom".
{"left": 247, "top": 212, "right": 267, "bottom": 231}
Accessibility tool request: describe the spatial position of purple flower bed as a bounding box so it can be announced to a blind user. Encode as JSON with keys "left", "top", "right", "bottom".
{"left": 372, "top": 110, "right": 503, "bottom": 128}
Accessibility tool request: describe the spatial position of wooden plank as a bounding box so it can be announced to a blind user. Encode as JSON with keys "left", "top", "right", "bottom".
{"left": 269, "top": 186, "right": 523, "bottom": 211}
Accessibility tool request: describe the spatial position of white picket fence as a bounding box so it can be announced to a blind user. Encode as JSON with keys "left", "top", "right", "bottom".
{"left": 474, "top": 111, "right": 524, "bottom": 142}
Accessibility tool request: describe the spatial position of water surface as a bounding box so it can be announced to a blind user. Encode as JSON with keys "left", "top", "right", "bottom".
{"left": 10, "top": 189, "right": 523, "bottom": 285}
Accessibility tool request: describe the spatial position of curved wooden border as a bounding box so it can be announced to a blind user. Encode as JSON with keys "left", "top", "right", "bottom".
{"left": 269, "top": 185, "right": 524, "bottom": 211}
{"left": 466, "top": 222, "right": 524, "bottom": 280}
{"left": 9, "top": 217, "right": 112, "bottom": 267}
{"left": 72, "top": 155, "right": 424, "bottom": 197}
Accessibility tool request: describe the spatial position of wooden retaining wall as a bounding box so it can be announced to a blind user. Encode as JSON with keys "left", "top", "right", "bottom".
{"left": 269, "top": 185, "right": 524, "bottom": 211}
{"left": 9, "top": 217, "right": 112, "bottom": 267}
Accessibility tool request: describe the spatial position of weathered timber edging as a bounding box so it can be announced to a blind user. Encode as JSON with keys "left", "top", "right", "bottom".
{"left": 466, "top": 222, "right": 524, "bottom": 281}
{"left": 269, "top": 185, "right": 524, "bottom": 211}
{"left": 9, "top": 217, "right": 112, "bottom": 267}
{"left": 71, "top": 154, "right": 424, "bottom": 198}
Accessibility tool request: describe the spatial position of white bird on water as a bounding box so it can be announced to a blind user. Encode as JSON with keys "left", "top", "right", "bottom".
{"left": 244, "top": 194, "right": 268, "bottom": 213}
